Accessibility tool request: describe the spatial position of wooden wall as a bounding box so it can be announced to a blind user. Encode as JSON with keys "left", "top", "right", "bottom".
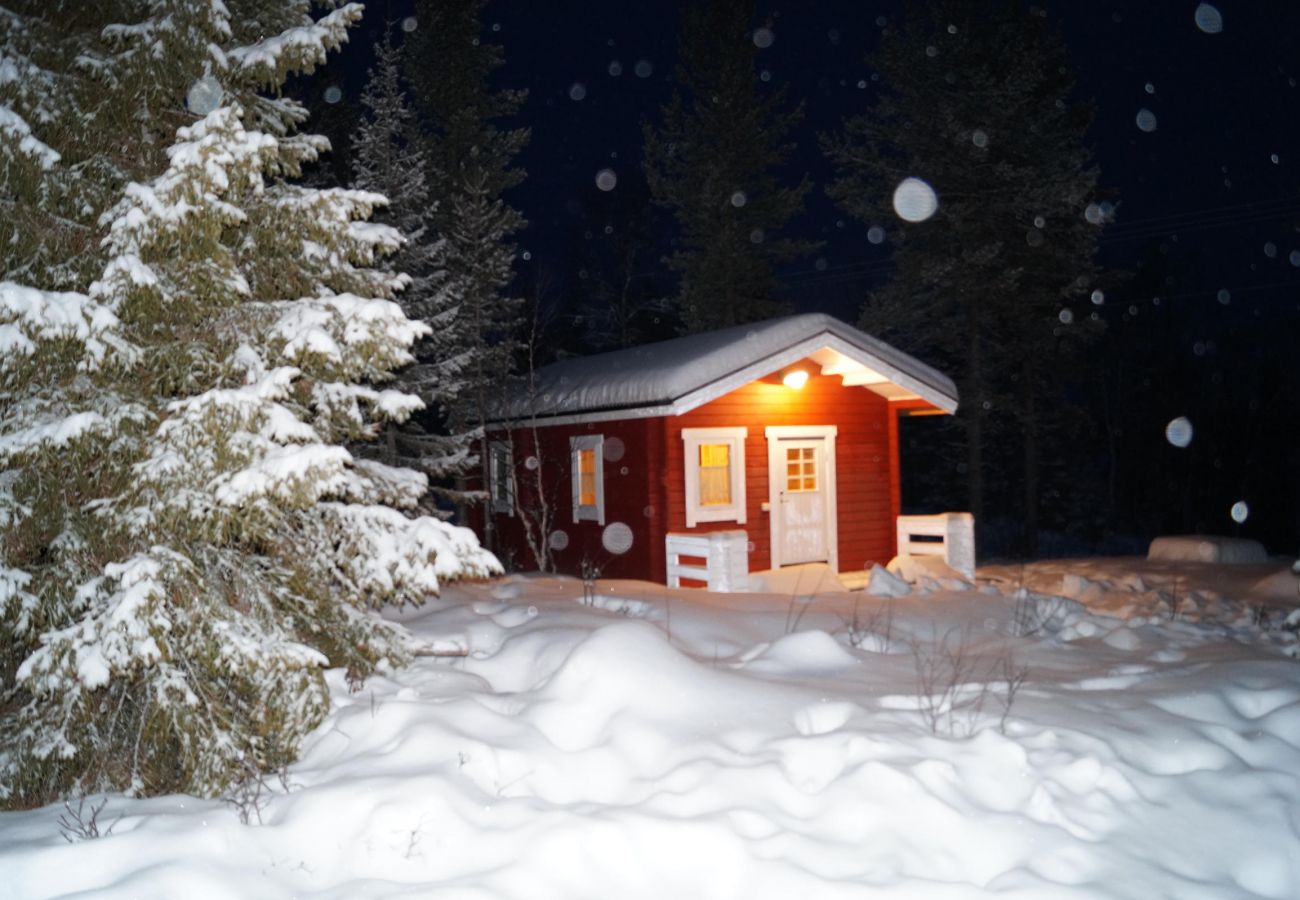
{"left": 665, "top": 359, "right": 900, "bottom": 574}
{"left": 486, "top": 416, "right": 666, "bottom": 581}
{"left": 487, "top": 358, "right": 916, "bottom": 582}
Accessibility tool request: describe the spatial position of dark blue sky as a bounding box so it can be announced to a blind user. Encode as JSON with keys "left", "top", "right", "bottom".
{"left": 326, "top": 2, "right": 1300, "bottom": 321}
{"left": 318, "top": 1, "right": 1300, "bottom": 549}
{"left": 464, "top": 1, "right": 1300, "bottom": 323}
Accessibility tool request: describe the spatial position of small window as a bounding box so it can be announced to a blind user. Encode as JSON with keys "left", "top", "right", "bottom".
{"left": 489, "top": 441, "right": 514, "bottom": 515}
{"left": 682, "top": 427, "right": 747, "bottom": 527}
{"left": 571, "top": 434, "right": 605, "bottom": 524}
{"left": 785, "top": 446, "right": 817, "bottom": 492}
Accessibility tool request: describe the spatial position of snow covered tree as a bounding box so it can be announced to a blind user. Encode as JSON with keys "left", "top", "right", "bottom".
{"left": 643, "top": 0, "right": 816, "bottom": 333}
{"left": 823, "top": 0, "right": 1105, "bottom": 553}
{"left": 349, "top": 28, "right": 471, "bottom": 493}
{"left": 1, "top": 1, "right": 498, "bottom": 809}
{"left": 403, "top": 0, "right": 529, "bottom": 542}
{"left": 0, "top": 1, "right": 204, "bottom": 290}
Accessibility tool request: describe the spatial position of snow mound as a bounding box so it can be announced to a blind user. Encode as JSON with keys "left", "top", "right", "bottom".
{"left": 580, "top": 593, "right": 653, "bottom": 616}
{"left": 744, "top": 630, "right": 860, "bottom": 673}
{"left": 747, "top": 563, "right": 848, "bottom": 595}
{"left": 7, "top": 571, "right": 1300, "bottom": 899}
{"left": 793, "top": 699, "right": 857, "bottom": 736}
{"left": 1148, "top": 535, "right": 1267, "bottom": 564}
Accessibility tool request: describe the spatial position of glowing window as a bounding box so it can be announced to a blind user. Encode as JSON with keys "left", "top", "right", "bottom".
{"left": 698, "top": 443, "right": 732, "bottom": 506}
{"left": 682, "top": 427, "right": 747, "bottom": 527}
{"left": 570, "top": 434, "right": 604, "bottom": 524}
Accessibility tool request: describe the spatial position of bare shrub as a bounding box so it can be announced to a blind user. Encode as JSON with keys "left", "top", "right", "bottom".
{"left": 910, "top": 628, "right": 985, "bottom": 736}
{"left": 58, "top": 795, "right": 122, "bottom": 842}
{"left": 909, "top": 628, "right": 1029, "bottom": 737}
{"left": 839, "top": 597, "right": 894, "bottom": 650}
{"left": 222, "top": 759, "right": 290, "bottom": 826}
{"left": 579, "top": 555, "right": 603, "bottom": 606}
{"left": 997, "top": 654, "right": 1029, "bottom": 736}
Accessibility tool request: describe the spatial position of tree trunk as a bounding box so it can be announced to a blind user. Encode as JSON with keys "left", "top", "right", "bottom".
{"left": 1022, "top": 381, "right": 1040, "bottom": 558}
{"left": 476, "top": 360, "right": 495, "bottom": 554}
{"left": 966, "top": 301, "right": 985, "bottom": 550}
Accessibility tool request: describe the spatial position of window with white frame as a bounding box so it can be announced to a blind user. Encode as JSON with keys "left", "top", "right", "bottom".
{"left": 489, "top": 441, "right": 514, "bottom": 515}
{"left": 570, "top": 434, "right": 605, "bottom": 524}
{"left": 682, "top": 427, "right": 747, "bottom": 527}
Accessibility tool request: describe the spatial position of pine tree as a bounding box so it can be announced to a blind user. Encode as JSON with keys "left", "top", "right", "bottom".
{"left": 350, "top": 27, "right": 471, "bottom": 492}
{"left": 572, "top": 174, "right": 679, "bottom": 352}
{"left": 1, "top": 1, "right": 498, "bottom": 808}
{"left": 643, "top": 0, "right": 816, "bottom": 333}
{"left": 824, "top": 0, "right": 1105, "bottom": 554}
{"left": 403, "top": 0, "right": 529, "bottom": 542}
{"left": 1, "top": 1, "right": 203, "bottom": 289}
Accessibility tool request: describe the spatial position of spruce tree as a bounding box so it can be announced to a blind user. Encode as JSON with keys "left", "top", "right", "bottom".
{"left": 824, "top": 1, "right": 1105, "bottom": 553}
{"left": 403, "top": 0, "right": 529, "bottom": 542}
{"left": 1, "top": 1, "right": 498, "bottom": 808}
{"left": 350, "top": 28, "right": 471, "bottom": 492}
{"left": 573, "top": 175, "right": 678, "bottom": 352}
{"left": 643, "top": 0, "right": 816, "bottom": 333}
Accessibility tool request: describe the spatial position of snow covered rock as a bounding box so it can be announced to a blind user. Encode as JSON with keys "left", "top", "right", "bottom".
{"left": 1148, "top": 535, "right": 1267, "bottom": 565}
{"left": 865, "top": 563, "right": 911, "bottom": 597}
{"left": 887, "top": 553, "right": 972, "bottom": 590}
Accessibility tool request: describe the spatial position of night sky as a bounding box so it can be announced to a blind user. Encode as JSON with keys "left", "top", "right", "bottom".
{"left": 316, "top": 1, "right": 1300, "bottom": 554}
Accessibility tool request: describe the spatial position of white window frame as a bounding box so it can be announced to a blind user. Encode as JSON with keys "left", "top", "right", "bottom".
{"left": 570, "top": 434, "right": 605, "bottom": 524}
{"left": 682, "top": 427, "right": 748, "bottom": 527}
{"left": 488, "top": 441, "right": 514, "bottom": 516}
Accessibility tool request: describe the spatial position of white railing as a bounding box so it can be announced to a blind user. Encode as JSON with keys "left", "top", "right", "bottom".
{"left": 665, "top": 530, "right": 749, "bottom": 592}
{"left": 895, "top": 513, "right": 976, "bottom": 580}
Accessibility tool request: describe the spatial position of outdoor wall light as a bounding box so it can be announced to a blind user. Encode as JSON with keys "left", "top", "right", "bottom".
{"left": 782, "top": 368, "right": 809, "bottom": 389}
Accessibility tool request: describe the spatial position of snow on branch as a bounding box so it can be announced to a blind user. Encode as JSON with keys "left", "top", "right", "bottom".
{"left": 0, "top": 281, "right": 126, "bottom": 371}
{"left": 97, "top": 106, "right": 276, "bottom": 258}
{"left": 267, "top": 292, "right": 429, "bottom": 382}
{"left": 0, "top": 105, "right": 60, "bottom": 169}
{"left": 311, "top": 502, "right": 502, "bottom": 608}
{"left": 17, "top": 550, "right": 184, "bottom": 693}
{"left": 226, "top": 3, "right": 362, "bottom": 89}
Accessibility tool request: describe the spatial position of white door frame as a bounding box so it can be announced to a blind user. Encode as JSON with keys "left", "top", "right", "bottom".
{"left": 765, "top": 425, "right": 838, "bottom": 571}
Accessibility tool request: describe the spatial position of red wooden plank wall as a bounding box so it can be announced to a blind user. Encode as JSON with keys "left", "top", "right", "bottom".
{"left": 485, "top": 357, "right": 922, "bottom": 582}
{"left": 487, "top": 416, "right": 666, "bottom": 581}
{"left": 665, "top": 359, "right": 898, "bottom": 575}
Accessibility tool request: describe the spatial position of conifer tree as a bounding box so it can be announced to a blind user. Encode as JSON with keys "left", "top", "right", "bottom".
{"left": 403, "top": 0, "right": 529, "bottom": 541}
{"left": 824, "top": 0, "right": 1105, "bottom": 553}
{"left": 643, "top": 0, "right": 816, "bottom": 333}
{"left": 1, "top": 1, "right": 498, "bottom": 808}
{"left": 573, "top": 175, "right": 678, "bottom": 352}
{"left": 350, "top": 28, "right": 471, "bottom": 491}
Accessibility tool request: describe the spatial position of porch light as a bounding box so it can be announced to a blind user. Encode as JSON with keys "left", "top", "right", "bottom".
{"left": 782, "top": 368, "right": 809, "bottom": 389}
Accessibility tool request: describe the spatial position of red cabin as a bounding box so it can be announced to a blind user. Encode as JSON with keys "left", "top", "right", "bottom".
{"left": 480, "top": 313, "right": 958, "bottom": 585}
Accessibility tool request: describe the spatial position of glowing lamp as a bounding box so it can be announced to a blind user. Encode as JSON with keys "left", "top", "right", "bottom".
{"left": 782, "top": 369, "right": 809, "bottom": 389}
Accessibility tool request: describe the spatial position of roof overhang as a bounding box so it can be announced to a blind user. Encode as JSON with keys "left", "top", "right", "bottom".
{"left": 487, "top": 314, "right": 958, "bottom": 429}
{"left": 497, "top": 331, "right": 957, "bottom": 429}
{"left": 670, "top": 333, "right": 958, "bottom": 415}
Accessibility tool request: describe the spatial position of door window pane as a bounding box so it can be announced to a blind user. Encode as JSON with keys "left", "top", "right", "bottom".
{"left": 786, "top": 446, "right": 817, "bottom": 492}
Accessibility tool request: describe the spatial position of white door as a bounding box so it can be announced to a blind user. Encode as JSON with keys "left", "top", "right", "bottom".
{"left": 766, "top": 426, "right": 838, "bottom": 570}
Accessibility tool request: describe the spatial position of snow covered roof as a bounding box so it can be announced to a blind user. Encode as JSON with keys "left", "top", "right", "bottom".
{"left": 499, "top": 313, "right": 958, "bottom": 425}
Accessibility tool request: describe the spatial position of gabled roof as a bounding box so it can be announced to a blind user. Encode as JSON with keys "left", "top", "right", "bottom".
{"left": 499, "top": 312, "right": 958, "bottom": 425}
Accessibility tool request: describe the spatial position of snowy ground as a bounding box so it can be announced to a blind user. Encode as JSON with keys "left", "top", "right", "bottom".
{"left": 3, "top": 558, "right": 1299, "bottom": 899}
